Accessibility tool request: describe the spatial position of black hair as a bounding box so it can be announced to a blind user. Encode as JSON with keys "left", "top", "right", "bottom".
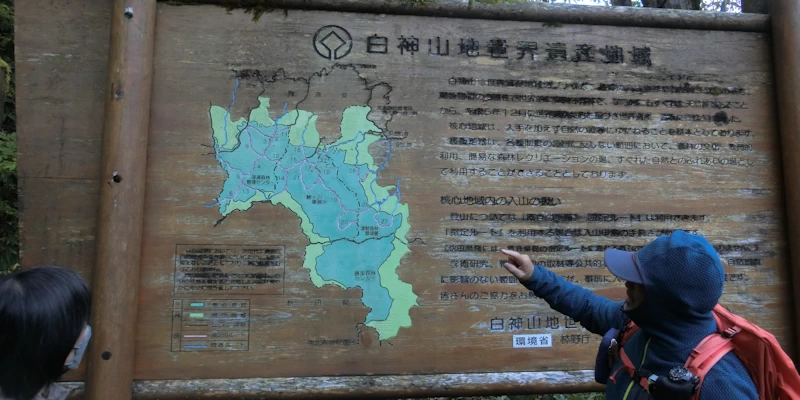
{"left": 0, "top": 266, "right": 91, "bottom": 400}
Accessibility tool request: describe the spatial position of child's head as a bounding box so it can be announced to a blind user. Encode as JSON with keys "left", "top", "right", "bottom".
{"left": 0, "top": 266, "right": 92, "bottom": 399}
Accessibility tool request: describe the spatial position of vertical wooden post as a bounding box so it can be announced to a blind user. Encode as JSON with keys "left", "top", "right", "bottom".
{"left": 85, "top": 0, "right": 156, "bottom": 398}
{"left": 771, "top": 0, "right": 800, "bottom": 363}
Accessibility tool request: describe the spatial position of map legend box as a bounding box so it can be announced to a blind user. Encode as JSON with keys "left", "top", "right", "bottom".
{"left": 171, "top": 299, "right": 251, "bottom": 352}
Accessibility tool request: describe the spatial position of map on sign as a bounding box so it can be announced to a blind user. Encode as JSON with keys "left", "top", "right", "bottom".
{"left": 207, "top": 66, "right": 417, "bottom": 340}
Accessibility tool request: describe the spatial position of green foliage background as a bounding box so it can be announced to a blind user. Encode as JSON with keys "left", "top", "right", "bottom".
{"left": 0, "top": 0, "right": 15, "bottom": 275}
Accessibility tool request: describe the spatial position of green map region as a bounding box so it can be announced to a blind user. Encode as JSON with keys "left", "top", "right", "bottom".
{"left": 207, "top": 68, "right": 417, "bottom": 340}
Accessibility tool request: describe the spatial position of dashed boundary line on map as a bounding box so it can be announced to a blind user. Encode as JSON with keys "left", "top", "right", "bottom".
{"left": 408, "top": 238, "right": 427, "bottom": 246}
{"left": 203, "top": 64, "right": 396, "bottom": 157}
{"left": 211, "top": 108, "right": 404, "bottom": 235}
{"left": 210, "top": 64, "right": 399, "bottom": 228}
{"left": 233, "top": 64, "right": 396, "bottom": 141}
{"left": 207, "top": 65, "right": 414, "bottom": 341}
{"left": 308, "top": 232, "right": 396, "bottom": 246}
{"left": 209, "top": 65, "right": 410, "bottom": 253}
{"left": 356, "top": 323, "right": 395, "bottom": 347}
{"left": 287, "top": 66, "right": 408, "bottom": 329}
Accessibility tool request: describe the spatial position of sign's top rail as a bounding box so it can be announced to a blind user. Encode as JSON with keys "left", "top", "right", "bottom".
{"left": 168, "top": 0, "right": 770, "bottom": 32}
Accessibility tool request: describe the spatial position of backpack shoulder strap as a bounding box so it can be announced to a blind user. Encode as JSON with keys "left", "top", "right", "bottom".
{"left": 620, "top": 318, "right": 638, "bottom": 346}
{"left": 608, "top": 320, "right": 644, "bottom": 386}
{"left": 609, "top": 343, "right": 653, "bottom": 390}
{"left": 685, "top": 328, "right": 738, "bottom": 400}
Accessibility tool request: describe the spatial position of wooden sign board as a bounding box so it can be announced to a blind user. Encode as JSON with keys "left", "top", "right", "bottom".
{"left": 15, "top": 0, "right": 795, "bottom": 397}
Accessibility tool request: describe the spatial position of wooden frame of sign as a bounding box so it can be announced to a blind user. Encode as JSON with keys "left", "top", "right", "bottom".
{"left": 14, "top": 0, "right": 800, "bottom": 398}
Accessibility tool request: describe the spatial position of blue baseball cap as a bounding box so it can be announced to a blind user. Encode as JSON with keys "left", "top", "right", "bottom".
{"left": 604, "top": 247, "right": 646, "bottom": 285}
{"left": 604, "top": 230, "right": 722, "bottom": 288}
{"left": 604, "top": 230, "right": 726, "bottom": 316}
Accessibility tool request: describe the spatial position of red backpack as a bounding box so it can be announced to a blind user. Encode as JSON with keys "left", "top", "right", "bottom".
{"left": 611, "top": 304, "right": 800, "bottom": 399}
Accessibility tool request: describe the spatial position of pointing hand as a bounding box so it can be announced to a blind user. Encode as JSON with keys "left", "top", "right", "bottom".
{"left": 500, "top": 248, "right": 535, "bottom": 283}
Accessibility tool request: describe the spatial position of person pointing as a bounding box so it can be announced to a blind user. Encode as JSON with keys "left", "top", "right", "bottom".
{"left": 499, "top": 230, "right": 757, "bottom": 399}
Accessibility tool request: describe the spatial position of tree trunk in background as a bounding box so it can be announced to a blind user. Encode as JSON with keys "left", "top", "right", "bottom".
{"left": 742, "top": 0, "right": 769, "bottom": 13}
{"left": 611, "top": 0, "right": 633, "bottom": 6}
{"left": 641, "top": 0, "right": 702, "bottom": 9}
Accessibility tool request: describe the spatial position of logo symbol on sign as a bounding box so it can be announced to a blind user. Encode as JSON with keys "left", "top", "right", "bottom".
{"left": 313, "top": 25, "right": 352, "bottom": 60}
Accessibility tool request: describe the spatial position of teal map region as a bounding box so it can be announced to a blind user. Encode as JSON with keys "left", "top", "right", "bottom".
{"left": 207, "top": 67, "right": 417, "bottom": 340}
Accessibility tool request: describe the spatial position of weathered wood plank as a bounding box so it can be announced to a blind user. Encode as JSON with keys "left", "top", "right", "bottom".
{"left": 162, "top": 0, "right": 770, "bottom": 32}
{"left": 15, "top": 0, "right": 109, "bottom": 295}
{"left": 64, "top": 371, "right": 601, "bottom": 399}
{"left": 16, "top": 177, "right": 98, "bottom": 279}
{"left": 14, "top": 0, "right": 109, "bottom": 180}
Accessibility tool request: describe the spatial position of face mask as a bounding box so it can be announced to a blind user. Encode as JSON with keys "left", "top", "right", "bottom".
{"left": 64, "top": 325, "right": 92, "bottom": 370}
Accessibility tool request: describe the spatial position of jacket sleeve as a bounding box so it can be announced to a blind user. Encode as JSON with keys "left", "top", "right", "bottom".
{"left": 521, "top": 265, "right": 627, "bottom": 335}
{"left": 698, "top": 353, "right": 759, "bottom": 400}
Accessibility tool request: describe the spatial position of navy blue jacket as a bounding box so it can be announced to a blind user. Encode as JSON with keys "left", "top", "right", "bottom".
{"left": 522, "top": 264, "right": 758, "bottom": 399}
